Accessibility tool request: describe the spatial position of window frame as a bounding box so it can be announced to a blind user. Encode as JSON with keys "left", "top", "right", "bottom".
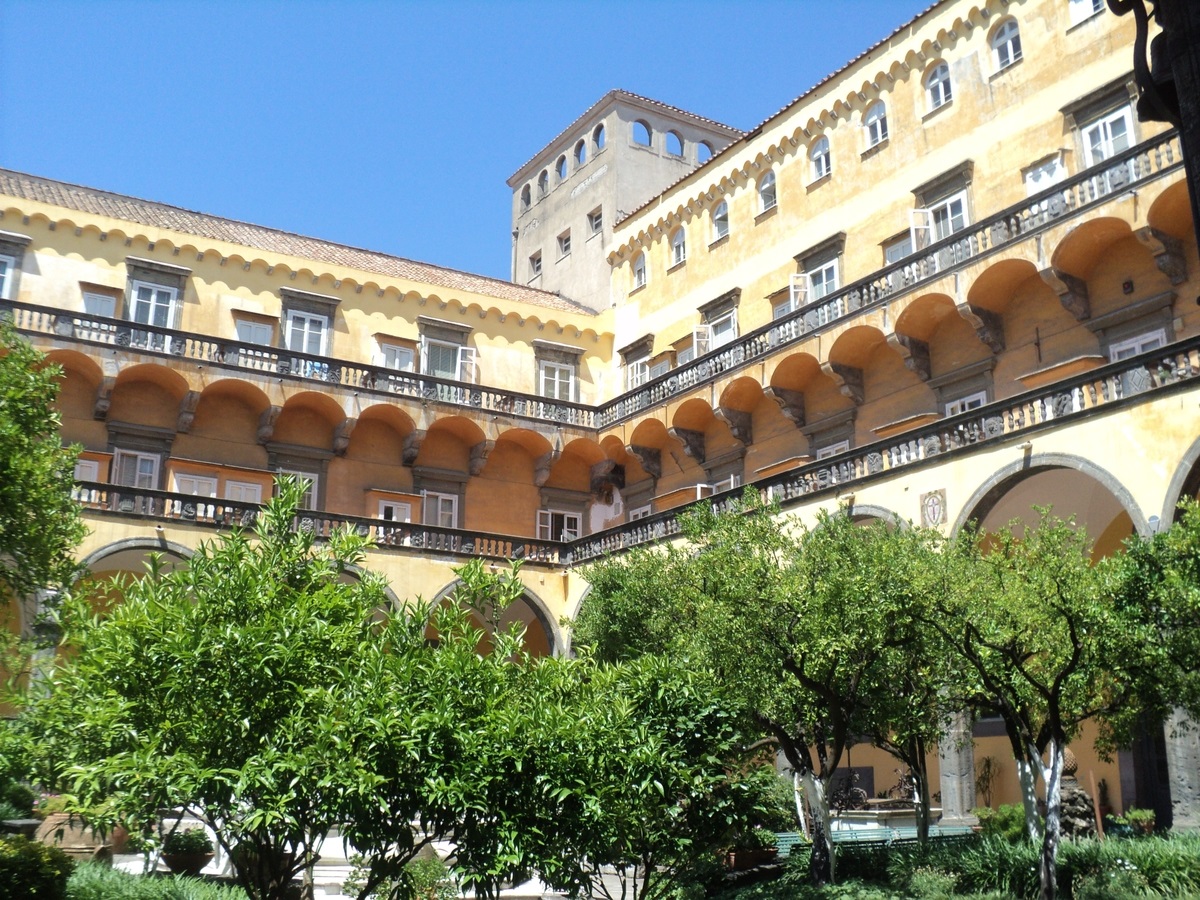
{"left": 174, "top": 472, "right": 219, "bottom": 498}
{"left": 537, "top": 170, "right": 549, "bottom": 197}
{"left": 236, "top": 318, "right": 274, "bottom": 346}
{"left": 670, "top": 227, "right": 687, "bottom": 266}
{"left": 810, "top": 137, "right": 831, "bottom": 181}
{"left": 1081, "top": 104, "right": 1135, "bottom": 167}
{"left": 529, "top": 251, "right": 543, "bottom": 280}
{"left": 632, "top": 253, "right": 647, "bottom": 289}
{"left": 557, "top": 230, "right": 572, "bottom": 259}
{"left": 556, "top": 155, "right": 569, "bottom": 182}
{"left": 991, "top": 19, "right": 1022, "bottom": 71}
{"left": 864, "top": 101, "right": 888, "bottom": 147}
{"left": 593, "top": 123, "right": 606, "bottom": 151}
{"left": 538, "top": 359, "right": 577, "bottom": 402}
{"left": 423, "top": 491, "right": 459, "bottom": 529}
{"left": 520, "top": 184, "right": 532, "bottom": 211}
{"left": 758, "top": 170, "right": 778, "bottom": 212}
{"left": 925, "top": 62, "right": 953, "bottom": 111}
{"left": 1068, "top": 0, "right": 1105, "bottom": 25}
{"left": 225, "top": 480, "right": 263, "bottom": 504}
{"left": 1108, "top": 329, "right": 1167, "bottom": 362}
{"left": 587, "top": 207, "right": 603, "bottom": 237}
{"left": 807, "top": 258, "right": 840, "bottom": 301}
{"left": 378, "top": 499, "right": 412, "bottom": 523}
{"left": 0, "top": 254, "right": 15, "bottom": 301}
{"left": 632, "top": 120, "right": 653, "bottom": 147}
{"left": 537, "top": 509, "right": 582, "bottom": 542}
{"left": 665, "top": 130, "right": 684, "bottom": 157}
{"left": 284, "top": 308, "right": 329, "bottom": 357}
{"left": 574, "top": 139, "right": 587, "bottom": 167}
{"left": 711, "top": 200, "right": 729, "bottom": 241}
{"left": 944, "top": 390, "right": 989, "bottom": 416}
{"left": 277, "top": 470, "right": 318, "bottom": 510}
{"left": 378, "top": 340, "right": 416, "bottom": 372}
{"left": 114, "top": 449, "right": 161, "bottom": 490}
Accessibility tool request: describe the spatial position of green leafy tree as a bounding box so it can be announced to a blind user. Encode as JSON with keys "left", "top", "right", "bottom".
{"left": 23, "top": 478, "right": 393, "bottom": 900}
{"left": 0, "top": 320, "right": 85, "bottom": 604}
{"left": 931, "top": 512, "right": 1139, "bottom": 900}
{"left": 578, "top": 493, "right": 954, "bottom": 885}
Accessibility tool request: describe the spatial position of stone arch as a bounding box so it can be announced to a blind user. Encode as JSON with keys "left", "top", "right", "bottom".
{"left": 847, "top": 503, "right": 904, "bottom": 528}
{"left": 951, "top": 453, "right": 1149, "bottom": 548}
{"left": 428, "top": 578, "right": 559, "bottom": 658}
{"left": 1050, "top": 217, "right": 1134, "bottom": 280}
{"left": 1161, "top": 433, "right": 1200, "bottom": 525}
{"left": 1147, "top": 180, "right": 1194, "bottom": 241}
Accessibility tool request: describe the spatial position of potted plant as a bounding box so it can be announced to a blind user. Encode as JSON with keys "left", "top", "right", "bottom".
{"left": 726, "top": 826, "right": 778, "bottom": 870}
{"left": 161, "top": 827, "right": 215, "bottom": 876}
{"left": 32, "top": 794, "right": 113, "bottom": 863}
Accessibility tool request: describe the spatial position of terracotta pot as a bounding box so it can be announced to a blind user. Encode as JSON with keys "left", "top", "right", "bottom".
{"left": 726, "top": 847, "right": 778, "bottom": 869}
{"left": 162, "top": 850, "right": 215, "bottom": 876}
{"left": 35, "top": 812, "right": 112, "bottom": 863}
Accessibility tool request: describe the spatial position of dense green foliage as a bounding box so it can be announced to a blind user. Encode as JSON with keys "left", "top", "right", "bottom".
{"left": 65, "top": 863, "right": 247, "bottom": 900}
{"left": 0, "top": 835, "right": 74, "bottom": 900}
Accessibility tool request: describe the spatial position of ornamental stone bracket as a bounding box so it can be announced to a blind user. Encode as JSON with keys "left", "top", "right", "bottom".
{"left": 589, "top": 459, "right": 625, "bottom": 499}
{"left": 764, "top": 386, "right": 806, "bottom": 427}
{"left": 625, "top": 444, "right": 662, "bottom": 480}
{"left": 1135, "top": 226, "right": 1189, "bottom": 285}
{"left": 333, "top": 418, "right": 357, "bottom": 456}
{"left": 256, "top": 405, "right": 282, "bottom": 444}
{"left": 715, "top": 407, "right": 753, "bottom": 445}
{"left": 402, "top": 429, "right": 426, "bottom": 467}
{"left": 93, "top": 376, "right": 116, "bottom": 420}
{"left": 469, "top": 439, "right": 495, "bottom": 476}
{"left": 534, "top": 449, "right": 561, "bottom": 487}
{"left": 1040, "top": 267, "right": 1091, "bottom": 321}
{"left": 886, "top": 333, "right": 932, "bottom": 382}
{"left": 668, "top": 427, "right": 706, "bottom": 464}
{"left": 822, "top": 362, "right": 865, "bottom": 405}
{"left": 956, "top": 302, "right": 1006, "bottom": 354}
{"left": 176, "top": 390, "right": 201, "bottom": 433}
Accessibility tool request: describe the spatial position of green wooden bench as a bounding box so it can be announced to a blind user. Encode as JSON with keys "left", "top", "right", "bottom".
{"left": 775, "top": 824, "right": 978, "bottom": 857}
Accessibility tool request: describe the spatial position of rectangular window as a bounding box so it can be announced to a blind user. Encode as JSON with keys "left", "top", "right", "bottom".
{"left": 1024, "top": 156, "right": 1067, "bottom": 196}
{"left": 225, "top": 481, "right": 263, "bottom": 504}
{"left": 773, "top": 298, "right": 797, "bottom": 320}
{"left": 529, "top": 251, "right": 542, "bottom": 279}
{"left": 379, "top": 341, "right": 415, "bottom": 372}
{"left": 278, "top": 470, "right": 317, "bottom": 510}
{"left": 557, "top": 230, "right": 572, "bottom": 258}
{"left": 0, "top": 255, "right": 12, "bottom": 301}
{"left": 587, "top": 208, "right": 603, "bottom": 236}
{"left": 423, "top": 338, "right": 475, "bottom": 380}
{"left": 423, "top": 491, "right": 458, "bottom": 528}
{"left": 379, "top": 500, "right": 412, "bottom": 522}
{"left": 82, "top": 291, "right": 116, "bottom": 319}
{"left": 708, "top": 310, "right": 738, "bottom": 349}
{"left": 537, "top": 509, "right": 581, "bottom": 542}
{"left": 130, "top": 280, "right": 179, "bottom": 329}
{"left": 73, "top": 459, "right": 100, "bottom": 482}
{"left": 174, "top": 473, "right": 218, "bottom": 497}
{"left": 114, "top": 450, "right": 160, "bottom": 490}
{"left": 808, "top": 260, "right": 839, "bottom": 300}
{"left": 1109, "top": 330, "right": 1166, "bottom": 362}
{"left": 815, "top": 440, "right": 850, "bottom": 460}
{"left": 885, "top": 235, "right": 914, "bottom": 265}
{"left": 285, "top": 310, "right": 328, "bottom": 356}
{"left": 626, "top": 357, "right": 650, "bottom": 390}
{"left": 539, "top": 360, "right": 576, "bottom": 401}
{"left": 633, "top": 255, "right": 647, "bottom": 288}
{"left": 1069, "top": 0, "right": 1104, "bottom": 25}
{"left": 944, "top": 391, "right": 988, "bottom": 416}
{"left": 629, "top": 504, "right": 652, "bottom": 521}
{"left": 236, "top": 319, "right": 274, "bottom": 346}
{"left": 1083, "top": 106, "right": 1133, "bottom": 165}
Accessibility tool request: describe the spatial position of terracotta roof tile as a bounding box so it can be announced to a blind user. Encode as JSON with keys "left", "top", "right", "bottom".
{"left": 0, "top": 168, "right": 595, "bottom": 316}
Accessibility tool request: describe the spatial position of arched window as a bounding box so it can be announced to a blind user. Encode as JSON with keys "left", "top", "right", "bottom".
{"left": 926, "top": 62, "right": 953, "bottom": 110}
{"left": 633, "top": 252, "right": 647, "bottom": 288}
{"left": 520, "top": 184, "right": 531, "bottom": 211}
{"left": 864, "top": 101, "right": 888, "bottom": 147}
{"left": 632, "top": 120, "right": 652, "bottom": 147}
{"left": 556, "top": 155, "right": 569, "bottom": 182}
{"left": 697, "top": 141, "right": 713, "bottom": 164}
{"left": 991, "top": 19, "right": 1022, "bottom": 70}
{"left": 666, "top": 131, "right": 684, "bottom": 156}
{"left": 593, "top": 123, "right": 606, "bottom": 151}
{"left": 671, "top": 227, "right": 687, "bottom": 266}
{"left": 574, "top": 139, "right": 587, "bottom": 167}
{"left": 712, "top": 200, "right": 729, "bottom": 240}
{"left": 758, "top": 170, "right": 777, "bottom": 212}
{"left": 810, "top": 136, "right": 831, "bottom": 180}
{"left": 537, "top": 170, "right": 549, "bottom": 197}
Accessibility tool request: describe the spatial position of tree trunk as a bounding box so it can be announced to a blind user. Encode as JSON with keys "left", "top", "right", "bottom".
{"left": 793, "top": 771, "right": 810, "bottom": 839}
{"left": 801, "top": 771, "right": 834, "bottom": 885}
{"left": 1016, "top": 756, "right": 1042, "bottom": 842}
{"left": 1038, "top": 741, "right": 1065, "bottom": 900}
{"left": 914, "top": 754, "right": 932, "bottom": 846}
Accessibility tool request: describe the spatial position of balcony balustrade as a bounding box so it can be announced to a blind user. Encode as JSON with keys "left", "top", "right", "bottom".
{"left": 596, "top": 130, "right": 1184, "bottom": 427}
{"left": 6, "top": 303, "right": 595, "bottom": 430}
{"left": 3, "top": 132, "right": 1180, "bottom": 437}
{"left": 67, "top": 335, "right": 1200, "bottom": 567}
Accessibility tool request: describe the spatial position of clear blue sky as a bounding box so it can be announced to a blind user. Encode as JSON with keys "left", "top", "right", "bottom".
{"left": 2, "top": 1, "right": 930, "bottom": 282}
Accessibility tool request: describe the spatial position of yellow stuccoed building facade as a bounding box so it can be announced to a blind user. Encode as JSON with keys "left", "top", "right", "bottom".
{"left": 2, "top": 0, "right": 1198, "bottom": 829}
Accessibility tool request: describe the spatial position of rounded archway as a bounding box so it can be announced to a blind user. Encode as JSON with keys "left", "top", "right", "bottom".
{"left": 427, "top": 580, "right": 559, "bottom": 658}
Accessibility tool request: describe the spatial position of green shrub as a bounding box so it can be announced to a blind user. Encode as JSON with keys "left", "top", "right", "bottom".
{"left": 0, "top": 835, "right": 74, "bottom": 900}
{"left": 907, "top": 866, "right": 957, "bottom": 899}
{"left": 1072, "top": 867, "right": 1149, "bottom": 900}
{"left": 66, "top": 862, "right": 248, "bottom": 899}
{"left": 975, "top": 803, "right": 1030, "bottom": 844}
{"left": 161, "top": 828, "right": 214, "bottom": 854}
